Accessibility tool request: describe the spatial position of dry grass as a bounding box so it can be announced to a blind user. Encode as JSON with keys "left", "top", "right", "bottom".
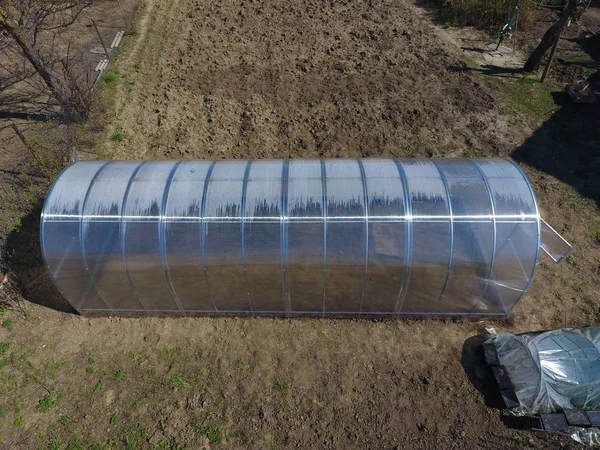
{"left": 443, "top": 0, "right": 540, "bottom": 30}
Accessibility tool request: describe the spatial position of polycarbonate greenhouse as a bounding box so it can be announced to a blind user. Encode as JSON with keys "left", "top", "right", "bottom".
{"left": 40, "top": 158, "right": 573, "bottom": 316}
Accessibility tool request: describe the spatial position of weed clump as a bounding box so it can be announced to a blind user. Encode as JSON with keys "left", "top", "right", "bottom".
{"left": 103, "top": 70, "right": 120, "bottom": 84}
{"left": 110, "top": 127, "right": 126, "bottom": 142}
{"left": 115, "top": 369, "right": 127, "bottom": 382}
{"left": 2, "top": 319, "right": 14, "bottom": 332}
{"left": 36, "top": 395, "right": 57, "bottom": 413}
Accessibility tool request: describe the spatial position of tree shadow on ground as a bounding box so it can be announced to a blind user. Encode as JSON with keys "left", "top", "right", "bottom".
{"left": 0, "top": 111, "right": 58, "bottom": 122}
{"left": 511, "top": 93, "right": 600, "bottom": 208}
{"left": 449, "top": 62, "right": 525, "bottom": 78}
{"left": 556, "top": 58, "right": 600, "bottom": 71}
{"left": 5, "top": 201, "right": 77, "bottom": 314}
{"left": 0, "top": 86, "right": 62, "bottom": 124}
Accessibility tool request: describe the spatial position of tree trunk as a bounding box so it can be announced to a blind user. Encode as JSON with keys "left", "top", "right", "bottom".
{"left": 523, "top": 0, "right": 578, "bottom": 73}
{"left": 2, "top": 22, "right": 85, "bottom": 122}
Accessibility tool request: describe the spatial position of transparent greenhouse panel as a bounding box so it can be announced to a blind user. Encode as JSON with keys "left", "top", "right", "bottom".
{"left": 474, "top": 159, "right": 524, "bottom": 179}
{"left": 399, "top": 160, "right": 450, "bottom": 313}
{"left": 483, "top": 221, "right": 538, "bottom": 313}
{"left": 486, "top": 178, "right": 537, "bottom": 218}
{"left": 440, "top": 221, "right": 494, "bottom": 313}
{"left": 362, "top": 159, "right": 406, "bottom": 313}
{"left": 203, "top": 161, "right": 248, "bottom": 311}
{"left": 324, "top": 160, "right": 365, "bottom": 313}
{"left": 122, "top": 161, "right": 180, "bottom": 311}
{"left": 244, "top": 161, "right": 284, "bottom": 312}
{"left": 474, "top": 161, "right": 540, "bottom": 314}
{"left": 540, "top": 218, "right": 574, "bottom": 264}
{"left": 435, "top": 161, "right": 494, "bottom": 313}
{"left": 42, "top": 161, "right": 107, "bottom": 311}
{"left": 164, "top": 161, "right": 214, "bottom": 311}
{"left": 287, "top": 161, "right": 324, "bottom": 313}
{"left": 81, "top": 162, "right": 147, "bottom": 312}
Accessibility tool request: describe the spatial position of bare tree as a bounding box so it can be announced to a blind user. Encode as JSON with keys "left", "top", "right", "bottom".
{"left": 0, "top": 0, "right": 90, "bottom": 122}
{"left": 523, "top": 0, "right": 578, "bottom": 73}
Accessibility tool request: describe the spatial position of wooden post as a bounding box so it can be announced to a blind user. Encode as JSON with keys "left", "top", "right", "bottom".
{"left": 524, "top": 0, "right": 576, "bottom": 72}
{"left": 540, "top": 28, "right": 561, "bottom": 83}
{"left": 92, "top": 18, "right": 110, "bottom": 60}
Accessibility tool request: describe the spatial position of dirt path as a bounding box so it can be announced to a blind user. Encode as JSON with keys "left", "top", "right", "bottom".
{"left": 1, "top": 0, "right": 599, "bottom": 448}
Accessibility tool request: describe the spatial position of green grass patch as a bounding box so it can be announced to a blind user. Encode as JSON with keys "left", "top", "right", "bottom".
{"left": 125, "top": 423, "right": 151, "bottom": 450}
{"left": 110, "top": 127, "right": 126, "bottom": 142}
{"left": 59, "top": 414, "right": 73, "bottom": 425}
{"left": 170, "top": 375, "right": 189, "bottom": 389}
{"left": 560, "top": 53, "right": 597, "bottom": 77}
{"left": 94, "top": 380, "right": 105, "bottom": 392}
{"left": 200, "top": 426, "right": 222, "bottom": 445}
{"left": 273, "top": 378, "right": 290, "bottom": 392}
{"left": 66, "top": 440, "right": 85, "bottom": 450}
{"left": 589, "top": 223, "right": 600, "bottom": 244}
{"left": 49, "top": 440, "right": 63, "bottom": 450}
{"left": 2, "top": 319, "right": 14, "bottom": 332}
{"left": 154, "top": 441, "right": 188, "bottom": 450}
{"left": 110, "top": 413, "right": 121, "bottom": 425}
{"left": 0, "top": 356, "right": 8, "bottom": 373}
{"left": 492, "top": 76, "right": 557, "bottom": 119}
{"left": 135, "top": 2, "right": 162, "bottom": 72}
{"left": 14, "top": 416, "right": 24, "bottom": 425}
{"left": 23, "top": 371, "right": 42, "bottom": 387}
{"left": 90, "top": 444, "right": 109, "bottom": 450}
{"left": 44, "top": 360, "right": 64, "bottom": 379}
{"left": 0, "top": 342, "right": 9, "bottom": 355}
{"left": 115, "top": 368, "right": 127, "bottom": 382}
{"left": 103, "top": 70, "right": 120, "bottom": 84}
{"left": 36, "top": 395, "right": 58, "bottom": 413}
{"left": 87, "top": 356, "right": 98, "bottom": 373}
{"left": 162, "top": 346, "right": 184, "bottom": 365}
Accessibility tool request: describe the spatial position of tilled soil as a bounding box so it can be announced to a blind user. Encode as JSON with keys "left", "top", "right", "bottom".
{"left": 111, "top": 0, "right": 518, "bottom": 161}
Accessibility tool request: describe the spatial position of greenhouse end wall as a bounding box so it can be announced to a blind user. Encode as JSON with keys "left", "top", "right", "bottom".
{"left": 40, "top": 158, "right": 541, "bottom": 317}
